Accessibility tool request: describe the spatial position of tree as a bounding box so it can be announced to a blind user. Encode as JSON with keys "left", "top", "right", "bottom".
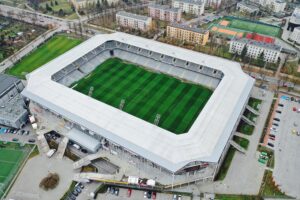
{"left": 50, "top": 1, "right": 54, "bottom": 7}
{"left": 96, "top": 0, "right": 101, "bottom": 11}
{"left": 55, "top": 0, "right": 58, "bottom": 5}
{"left": 39, "top": 173, "right": 60, "bottom": 190}
{"left": 258, "top": 51, "right": 265, "bottom": 67}
{"left": 240, "top": 45, "right": 248, "bottom": 62}
{"left": 46, "top": 3, "right": 52, "bottom": 12}
{"left": 58, "top": 8, "right": 65, "bottom": 16}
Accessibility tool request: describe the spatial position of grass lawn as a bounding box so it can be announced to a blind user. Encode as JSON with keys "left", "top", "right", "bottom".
{"left": 215, "top": 147, "right": 236, "bottom": 181}
{"left": 228, "top": 19, "right": 281, "bottom": 37}
{"left": 248, "top": 97, "right": 262, "bottom": 111}
{"left": 72, "top": 58, "right": 213, "bottom": 134}
{"left": 260, "top": 170, "right": 287, "bottom": 197}
{"left": 237, "top": 121, "right": 255, "bottom": 135}
{"left": 233, "top": 136, "right": 249, "bottom": 150}
{"left": 0, "top": 141, "right": 31, "bottom": 198}
{"left": 6, "top": 35, "right": 82, "bottom": 79}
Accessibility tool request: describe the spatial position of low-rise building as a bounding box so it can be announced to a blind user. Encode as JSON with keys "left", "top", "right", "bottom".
{"left": 289, "top": 26, "right": 300, "bottom": 44}
{"left": 70, "top": 0, "right": 119, "bottom": 9}
{"left": 0, "top": 74, "right": 28, "bottom": 128}
{"left": 172, "top": 0, "right": 205, "bottom": 16}
{"left": 236, "top": 2, "right": 259, "bottom": 14}
{"left": 229, "top": 38, "right": 281, "bottom": 63}
{"left": 116, "top": 11, "right": 152, "bottom": 31}
{"left": 167, "top": 23, "right": 209, "bottom": 45}
{"left": 203, "top": 0, "right": 222, "bottom": 9}
{"left": 148, "top": 4, "right": 182, "bottom": 22}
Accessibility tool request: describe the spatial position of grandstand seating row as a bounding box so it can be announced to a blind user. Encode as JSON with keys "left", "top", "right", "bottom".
{"left": 51, "top": 41, "right": 223, "bottom": 89}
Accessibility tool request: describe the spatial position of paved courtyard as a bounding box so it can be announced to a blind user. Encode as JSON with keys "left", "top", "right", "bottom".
{"left": 272, "top": 94, "right": 300, "bottom": 198}
{"left": 6, "top": 155, "right": 75, "bottom": 200}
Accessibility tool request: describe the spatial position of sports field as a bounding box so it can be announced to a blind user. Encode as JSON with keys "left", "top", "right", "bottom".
{"left": 72, "top": 58, "right": 213, "bottom": 134}
{"left": 0, "top": 141, "right": 31, "bottom": 198}
{"left": 6, "top": 35, "right": 82, "bottom": 79}
{"left": 208, "top": 17, "right": 281, "bottom": 38}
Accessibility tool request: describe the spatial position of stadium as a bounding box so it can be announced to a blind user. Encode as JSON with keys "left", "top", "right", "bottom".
{"left": 22, "top": 32, "right": 254, "bottom": 183}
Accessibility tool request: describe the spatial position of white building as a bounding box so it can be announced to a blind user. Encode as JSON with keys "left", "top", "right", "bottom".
{"left": 289, "top": 27, "right": 300, "bottom": 44}
{"left": 116, "top": 11, "right": 152, "bottom": 31}
{"left": 288, "top": 7, "right": 300, "bottom": 31}
{"left": 236, "top": 2, "right": 259, "bottom": 14}
{"left": 172, "top": 0, "right": 205, "bottom": 15}
{"left": 229, "top": 38, "right": 281, "bottom": 63}
{"left": 259, "top": 0, "right": 286, "bottom": 12}
{"left": 203, "top": 0, "right": 222, "bottom": 8}
{"left": 22, "top": 33, "right": 254, "bottom": 183}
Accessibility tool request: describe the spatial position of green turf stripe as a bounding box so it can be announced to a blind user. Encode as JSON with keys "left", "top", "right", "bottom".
{"left": 125, "top": 75, "right": 165, "bottom": 113}
{"left": 161, "top": 87, "right": 199, "bottom": 131}
{"left": 139, "top": 79, "right": 180, "bottom": 122}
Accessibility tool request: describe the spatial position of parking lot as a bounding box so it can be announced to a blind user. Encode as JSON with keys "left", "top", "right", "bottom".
{"left": 0, "top": 124, "right": 36, "bottom": 144}
{"left": 96, "top": 187, "right": 190, "bottom": 200}
{"left": 271, "top": 94, "right": 300, "bottom": 198}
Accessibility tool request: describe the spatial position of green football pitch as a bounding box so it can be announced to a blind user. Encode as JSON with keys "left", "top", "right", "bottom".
{"left": 72, "top": 58, "right": 213, "bottom": 134}
{"left": 6, "top": 35, "right": 82, "bottom": 79}
{"left": 228, "top": 19, "right": 281, "bottom": 37}
{"left": 0, "top": 142, "right": 30, "bottom": 198}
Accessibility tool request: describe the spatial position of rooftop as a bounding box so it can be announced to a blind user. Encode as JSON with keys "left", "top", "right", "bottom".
{"left": 232, "top": 37, "right": 281, "bottom": 51}
{"left": 237, "top": 2, "right": 259, "bottom": 11}
{"left": 22, "top": 32, "right": 254, "bottom": 172}
{"left": 173, "top": 0, "right": 203, "bottom": 5}
{"left": 0, "top": 74, "right": 20, "bottom": 96}
{"left": 116, "top": 11, "right": 151, "bottom": 21}
{"left": 149, "top": 4, "right": 180, "bottom": 12}
{"left": 169, "top": 23, "right": 208, "bottom": 34}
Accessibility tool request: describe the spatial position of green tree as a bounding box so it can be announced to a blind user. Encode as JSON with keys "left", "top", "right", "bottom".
{"left": 55, "top": 0, "right": 58, "bottom": 5}
{"left": 50, "top": 1, "right": 54, "bottom": 7}
{"left": 45, "top": 3, "right": 52, "bottom": 11}
{"left": 58, "top": 8, "right": 65, "bottom": 16}
{"left": 240, "top": 45, "right": 248, "bottom": 62}
{"left": 258, "top": 51, "right": 265, "bottom": 67}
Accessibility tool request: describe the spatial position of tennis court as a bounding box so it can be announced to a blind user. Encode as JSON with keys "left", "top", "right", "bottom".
{"left": 0, "top": 142, "right": 33, "bottom": 199}
{"left": 72, "top": 58, "right": 213, "bottom": 134}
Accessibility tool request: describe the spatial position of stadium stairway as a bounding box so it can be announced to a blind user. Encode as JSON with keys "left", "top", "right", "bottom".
{"left": 246, "top": 105, "right": 260, "bottom": 115}
{"left": 229, "top": 140, "right": 246, "bottom": 154}
{"left": 241, "top": 115, "right": 256, "bottom": 126}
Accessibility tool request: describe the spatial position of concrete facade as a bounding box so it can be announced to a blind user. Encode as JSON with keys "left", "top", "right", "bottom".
{"left": 167, "top": 24, "right": 209, "bottom": 45}
{"left": 116, "top": 11, "right": 152, "bottom": 31}
{"left": 148, "top": 4, "right": 182, "bottom": 22}
{"left": 172, "top": 0, "right": 205, "bottom": 16}
{"left": 229, "top": 38, "right": 281, "bottom": 63}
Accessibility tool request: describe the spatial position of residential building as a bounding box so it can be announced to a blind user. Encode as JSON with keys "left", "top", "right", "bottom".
{"left": 167, "top": 23, "right": 209, "bottom": 45}
{"left": 289, "top": 27, "right": 300, "bottom": 44}
{"left": 250, "top": 0, "right": 286, "bottom": 13}
{"left": 70, "top": 0, "right": 119, "bottom": 9}
{"left": 203, "top": 0, "right": 222, "bottom": 9}
{"left": 172, "top": 0, "right": 205, "bottom": 16}
{"left": 229, "top": 38, "right": 281, "bottom": 63}
{"left": 236, "top": 2, "right": 259, "bottom": 14}
{"left": 0, "top": 74, "right": 28, "bottom": 128}
{"left": 288, "top": 7, "right": 300, "bottom": 31}
{"left": 148, "top": 4, "right": 182, "bottom": 22}
{"left": 116, "top": 11, "right": 152, "bottom": 31}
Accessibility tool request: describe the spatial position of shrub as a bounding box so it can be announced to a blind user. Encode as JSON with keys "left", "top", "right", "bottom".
{"left": 39, "top": 173, "right": 60, "bottom": 190}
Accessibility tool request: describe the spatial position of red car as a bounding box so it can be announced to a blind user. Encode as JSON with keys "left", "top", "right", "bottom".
{"left": 127, "top": 189, "right": 132, "bottom": 197}
{"left": 152, "top": 191, "right": 156, "bottom": 199}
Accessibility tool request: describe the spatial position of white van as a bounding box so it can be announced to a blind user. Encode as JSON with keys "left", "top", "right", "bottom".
{"left": 73, "top": 143, "right": 81, "bottom": 150}
{"left": 46, "top": 149, "right": 56, "bottom": 158}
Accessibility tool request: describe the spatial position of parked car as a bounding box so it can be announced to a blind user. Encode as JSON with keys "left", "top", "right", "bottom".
{"left": 152, "top": 191, "right": 156, "bottom": 199}
{"left": 278, "top": 103, "right": 284, "bottom": 107}
{"left": 114, "top": 188, "right": 119, "bottom": 196}
{"left": 81, "top": 149, "right": 88, "bottom": 154}
{"left": 274, "top": 118, "right": 280, "bottom": 122}
{"left": 75, "top": 187, "right": 81, "bottom": 193}
{"left": 28, "top": 139, "right": 36, "bottom": 143}
{"left": 147, "top": 191, "right": 152, "bottom": 199}
{"left": 111, "top": 187, "right": 115, "bottom": 194}
{"left": 272, "top": 123, "right": 279, "bottom": 127}
{"left": 107, "top": 186, "right": 111, "bottom": 193}
{"left": 144, "top": 191, "right": 147, "bottom": 198}
{"left": 76, "top": 182, "right": 84, "bottom": 189}
{"left": 72, "top": 190, "right": 78, "bottom": 196}
{"left": 267, "top": 143, "right": 274, "bottom": 147}
{"left": 12, "top": 138, "right": 19, "bottom": 142}
{"left": 127, "top": 189, "right": 132, "bottom": 197}
{"left": 269, "top": 137, "right": 275, "bottom": 141}
{"left": 276, "top": 110, "right": 282, "bottom": 114}
{"left": 269, "top": 134, "right": 276, "bottom": 138}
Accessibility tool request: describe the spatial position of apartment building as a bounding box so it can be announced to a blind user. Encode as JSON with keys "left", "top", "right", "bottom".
{"left": 148, "top": 4, "right": 182, "bottom": 22}
{"left": 229, "top": 38, "right": 281, "bottom": 63}
{"left": 236, "top": 2, "right": 259, "bottom": 14}
{"left": 172, "top": 0, "right": 205, "bottom": 16}
{"left": 167, "top": 23, "right": 209, "bottom": 45}
{"left": 116, "top": 11, "right": 152, "bottom": 31}
{"left": 250, "top": 0, "right": 286, "bottom": 12}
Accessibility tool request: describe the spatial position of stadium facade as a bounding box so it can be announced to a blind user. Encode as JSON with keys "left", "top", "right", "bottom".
{"left": 22, "top": 33, "right": 254, "bottom": 181}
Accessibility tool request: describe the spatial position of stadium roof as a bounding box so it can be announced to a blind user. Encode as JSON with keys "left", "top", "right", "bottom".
{"left": 22, "top": 32, "right": 254, "bottom": 173}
